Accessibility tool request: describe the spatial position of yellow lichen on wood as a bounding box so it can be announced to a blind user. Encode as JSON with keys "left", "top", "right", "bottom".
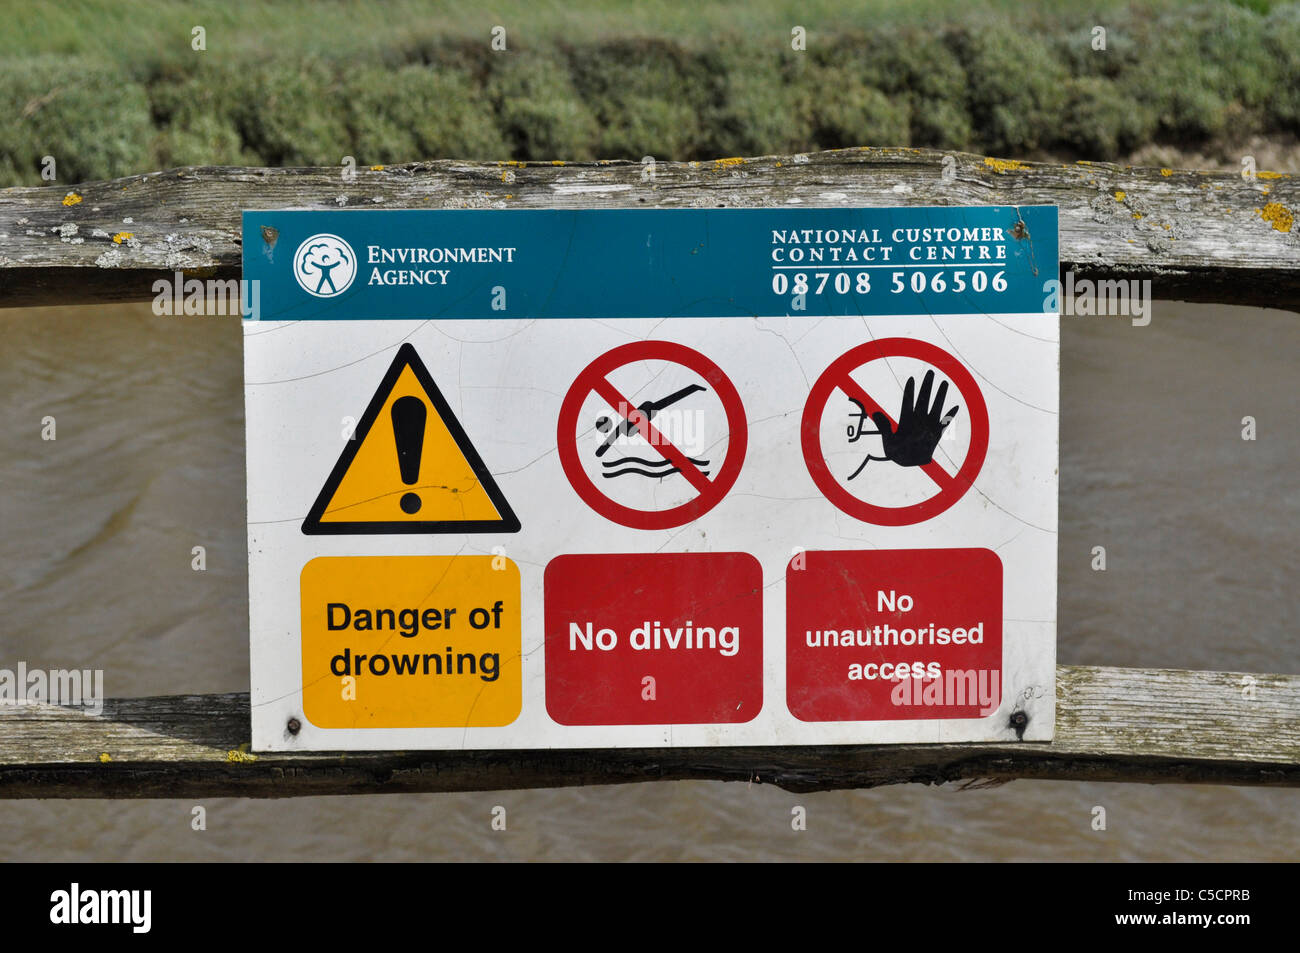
{"left": 226, "top": 744, "right": 258, "bottom": 763}
{"left": 112, "top": 232, "right": 132, "bottom": 244}
{"left": 369, "top": 165, "right": 384, "bottom": 171}
{"left": 62, "top": 192, "right": 82, "bottom": 206}
{"left": 713, "top": 157, "right": 746, "bottom": 169}
{"left": 1160, "top": 169, "right": 1173, "bottom": 177}
{"left": 98, "top": 752, "right": 111, "bottom": 763}
{"left": 1258, "top": 202, "right": 1294, "bottom": 233}
{"left": 1114, "top": 191, "right": 1126, "bottom": 201}
{"left": 1256, "top": 171, "right": 1286, "bottom": 180}
{"left": 983, "top": 157, "right": 1026, "bottom": 173}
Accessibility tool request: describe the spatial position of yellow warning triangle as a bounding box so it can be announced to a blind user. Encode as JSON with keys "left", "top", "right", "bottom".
{"left": 302, "top": 344, "right": 520, "bottom": 535}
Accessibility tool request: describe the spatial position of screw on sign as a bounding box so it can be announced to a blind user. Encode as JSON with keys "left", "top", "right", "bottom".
{"left": 801, "top": 338, "right": 989, "bottom": 526}
{"left": 557, "top": 341, "right": 747, "bottom": 530}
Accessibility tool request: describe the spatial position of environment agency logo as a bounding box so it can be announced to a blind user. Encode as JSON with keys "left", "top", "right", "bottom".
{"left": 294, "top": 233, "right": 357, "bottom": 297}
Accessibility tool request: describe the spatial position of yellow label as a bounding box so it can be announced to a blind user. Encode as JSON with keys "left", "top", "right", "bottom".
{"left": 319, "top": 364, "right": 505, "bottom": 525}
{"left": 300, "top": 555, "right": 521, "bottom": 729}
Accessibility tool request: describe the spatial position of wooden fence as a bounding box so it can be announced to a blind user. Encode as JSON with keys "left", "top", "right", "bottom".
{"left": 1, "top": 148, "right": 1296, "bottom": 797}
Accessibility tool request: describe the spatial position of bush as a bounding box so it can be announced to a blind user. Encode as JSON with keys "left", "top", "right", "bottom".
{"left": 487, "top": 53, "right": 599, "bottom": 160}
{"left": 1134, "top": 4, "right": 1276, "bottom": 141}
{"left": 153, "top": 61, "right": 354, "bottom": 168}
{"left": 4, "top": 3, "right": 1299, "bottom": 181}
{"left": 805, "top": 65, "right": 910, "bottom": 148}
{"left": 910, "top": 98, "right": 973, "bottom": 151}
{"left": 1056, "top": 77, "right": 1157, "bottom": 160}
{"left": 566, "top": 39, "right": 719, "bottom": 159}
{"left": 829, "top": 29, "right": 971, "bottom": 149}
{"left": 711, "top": 50, "right": 816, "bottom": 156}
{"left": 0, "top": 57, "right": 152, "bottom": 186}
{"left": 345, "top": 63, "right": 508, "bottom": 162}
{"left": 151, "top": 65, "right": 256, "bottom": 168}
{"left": 1053, "top": 22, "right": 1148, "bottom": 81}
{"left": 948, "top": 24, "right": 1071, "bottom": 154}
{"left": 231, "top": 60, "right": 353, "bottom": 166}
{"left": 1263, "top": 5, "right": 1300, "bottom": 131}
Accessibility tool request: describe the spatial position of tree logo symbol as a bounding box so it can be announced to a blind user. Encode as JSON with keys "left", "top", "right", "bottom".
{"left": 293, "top": 234, "right": 357, "bottom": 298}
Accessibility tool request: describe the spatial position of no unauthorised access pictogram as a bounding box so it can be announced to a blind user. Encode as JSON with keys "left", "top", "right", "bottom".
{"left": 802, "top": 338, "right": 989, "bottom": 526}
{"left": 302, "top": 343, "right": 520, "bottom": 535}
{"left": 557, "top": 341, "right": 747, "bottom": 530}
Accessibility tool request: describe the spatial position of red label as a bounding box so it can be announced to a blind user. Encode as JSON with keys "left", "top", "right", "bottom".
{"left": 545, "top": 553, "right": 763, "bottom": 725}
{"left": 786, "top": 549, "right": 1002, "bottom": 721}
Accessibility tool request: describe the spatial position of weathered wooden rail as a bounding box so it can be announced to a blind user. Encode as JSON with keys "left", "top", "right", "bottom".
{"left": 0, "top": 148, "right": 1296, "bottom": 310}
{"left": 1, "top": 148, "right": 1296, "bottom": 796}
{"left": 0, "top": 667, "right": 1297, "bottom": 797}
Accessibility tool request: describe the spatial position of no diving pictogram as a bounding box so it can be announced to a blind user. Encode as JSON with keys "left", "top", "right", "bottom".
{"left": 558, "top": 341, "right": 747, "bottom": 530}
{"left": 801, "top": 338, "right": 989, "bottom": 526}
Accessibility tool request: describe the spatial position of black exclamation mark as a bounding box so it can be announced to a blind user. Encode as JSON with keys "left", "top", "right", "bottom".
{"left": 391, "top": 396, "right": 427, "bottom": 514}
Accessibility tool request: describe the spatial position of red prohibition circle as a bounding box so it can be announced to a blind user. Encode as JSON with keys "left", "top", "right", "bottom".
{"left": 801, "top": 338, "right": 989, "bottom": 526}
{"left": 558, "top": 341, "right": 748, "bottom": 530}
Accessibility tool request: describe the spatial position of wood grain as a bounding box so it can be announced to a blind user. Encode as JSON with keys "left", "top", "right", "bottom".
{"left": 1, "top": 666, "right": 1295, "bottom": 798}
{"left": 1, "top": 149, "right": 1296, "bottom": 309}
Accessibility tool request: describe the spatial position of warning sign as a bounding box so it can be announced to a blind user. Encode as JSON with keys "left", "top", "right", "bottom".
{"left": 302, "top": 343, "right": 520, "bottom": 535}
{"left": 557, "top": 341, "right": 747, "bottom": 530}
{"left": 786, "top": 549, "right": 1002, "bottom": 721}
{"left": 242, "top": 205, "right": 1059, "bottom": 752}
{"left": 301, "top": 555, "right": 521, "bottom": 728}
{"left": 544, "top": 553, "right": 763, "bottom": 725}
{"left": 801, "top": 338, "right": 989, "bottom": 526}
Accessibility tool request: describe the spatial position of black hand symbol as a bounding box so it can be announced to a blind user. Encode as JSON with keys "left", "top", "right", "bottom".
{"left": 870, "top": 370, "right": 959, "bottom": 467}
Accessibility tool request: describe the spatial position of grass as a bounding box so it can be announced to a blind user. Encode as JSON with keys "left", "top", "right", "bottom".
{"left": 0, "top": 1, "right": 1178, "bottom": 62}
{"left": 2, "top": 0, "right": 1298, "bottom": 185}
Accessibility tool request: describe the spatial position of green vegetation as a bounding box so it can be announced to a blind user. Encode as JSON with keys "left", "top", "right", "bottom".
{"left": 2, "top": 0, "right": 1298, "bottom": 185}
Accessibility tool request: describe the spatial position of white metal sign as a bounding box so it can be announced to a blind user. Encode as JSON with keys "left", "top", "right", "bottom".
{"left": 242, "top": 207, "right": 1059, "bottom": 751}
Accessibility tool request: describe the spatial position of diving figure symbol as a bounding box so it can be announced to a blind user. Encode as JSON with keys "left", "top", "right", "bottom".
{"left": 594, "top": 384, "right": 710, "bottom": 479}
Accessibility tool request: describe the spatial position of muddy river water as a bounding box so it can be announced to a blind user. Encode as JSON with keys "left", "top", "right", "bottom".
{"left": 0, "top": 301, "right": 1295, "bottom": 861}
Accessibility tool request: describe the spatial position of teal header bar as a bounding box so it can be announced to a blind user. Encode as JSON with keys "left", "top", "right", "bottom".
{"left": 241, "top": 207, "right": 1058, "bottom": 320}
